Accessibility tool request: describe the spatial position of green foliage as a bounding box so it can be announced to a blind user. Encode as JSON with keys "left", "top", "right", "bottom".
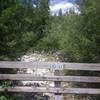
{"left": 0, "top": 0, "right": 100, "bottom": 99}
{"left": 36, "top": 0, "right": 100, "bottom": 63}
{"left": 0, "top": 96, "right": 7, "bottom": 100}
{"left": 0, "top": 94, "right": 19, "bottom": 100}
{"left": 37, "top": 15, "right": 86, "bottom": 61}
{"left": 0, "top": 0, "right": 50, "bottom": 58}
{"left": 0, "top": 0, "right": 50, "bottom": 99}
{"left": 79, "top": 0, "right": 100, "bottom": 62}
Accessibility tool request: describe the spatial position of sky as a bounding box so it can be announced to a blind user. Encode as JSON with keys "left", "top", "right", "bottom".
{"left": 50, "top": 0, "right": 79, "bottom": 15}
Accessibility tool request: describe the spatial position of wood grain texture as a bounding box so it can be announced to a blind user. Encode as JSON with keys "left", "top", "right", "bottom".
{"left": 0, "top": 87, "right": 100, "bottom": 94}
{"left": 0, "top": 74, "right": 100, "bottom": 83}
{"left": 0, "top": 61, "right": 100, "bottom": 71}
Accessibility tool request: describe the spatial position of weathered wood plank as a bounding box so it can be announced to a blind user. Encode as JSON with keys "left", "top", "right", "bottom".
{"left": 0, "top": 87, "right": 100, "bottom": 94}
{"left": 0, "top": 74, "right": 100, "bottom": 83}
{"left": 0, "top": 61, "right": 100, "bottom": 71}
{"left": 54, "top": 70, "right": 62, "bottom": 99}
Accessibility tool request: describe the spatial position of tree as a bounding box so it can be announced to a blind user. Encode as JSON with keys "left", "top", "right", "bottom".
{"left": 0, "top": 1, "right": 21, "bottom": 99}
{"left": 76, "top": 0, "right": 85, "bottom": 6}
{"left": 0, "top": 0, "right": 50, "bottom": 58}
{"left": 0, "top": 0, "right": 50, "bottom": 99}
{"left": 0, "top": 0, "right": 20, "bottom": 14}
{"left": 37, "top": 0, "right": 50, "bottom": 36}
{"left": 74, "top": 1, "right": 100, "bottom": 99}
{"left": 36, "top": 14, "right": 82, "bottom": 59}
{"left": 79, "top": 0, "right": 100, "bottom": 62}
{"left": 58, "top": 9, "right": 63, "bottom": 16}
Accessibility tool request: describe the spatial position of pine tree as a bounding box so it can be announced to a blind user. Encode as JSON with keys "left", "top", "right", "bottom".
{"left": 58, "top": 9, "right": 63, "bottom": 16}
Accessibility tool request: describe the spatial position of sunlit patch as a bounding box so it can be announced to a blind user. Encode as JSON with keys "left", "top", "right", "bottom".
{"left": 50, "top": 0, "right": 79, "bottom": 15}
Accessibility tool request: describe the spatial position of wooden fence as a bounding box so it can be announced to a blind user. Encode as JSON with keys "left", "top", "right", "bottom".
{"left": 0, "top": 61, "right": 100, "bottom": 99}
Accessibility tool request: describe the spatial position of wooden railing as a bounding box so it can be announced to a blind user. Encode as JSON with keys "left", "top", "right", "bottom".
{"left": 0, "top": 61, "right": 100, "bottom": 99}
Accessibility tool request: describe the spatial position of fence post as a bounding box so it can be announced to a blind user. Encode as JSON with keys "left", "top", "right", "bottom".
{"left": 54, "top": 70, "right": 61, "bottom": 100}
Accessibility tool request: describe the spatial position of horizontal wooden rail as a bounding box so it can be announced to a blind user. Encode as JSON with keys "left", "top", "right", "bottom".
{"left": 0, "top": 74, "right": 100, "bottom": 83}
{"left": 0, "top": 87, "right": 100, "bottom": 94}
{"left": 0, "top": 61, "right": 100, "bottom": 95}
{"left": 0, "top": 61, "right": 100, "bottom": 71}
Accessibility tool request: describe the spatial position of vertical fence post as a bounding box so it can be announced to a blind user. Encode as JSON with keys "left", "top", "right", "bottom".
{"left": 54, "top": 70, "right": 61, "bottom": 100}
